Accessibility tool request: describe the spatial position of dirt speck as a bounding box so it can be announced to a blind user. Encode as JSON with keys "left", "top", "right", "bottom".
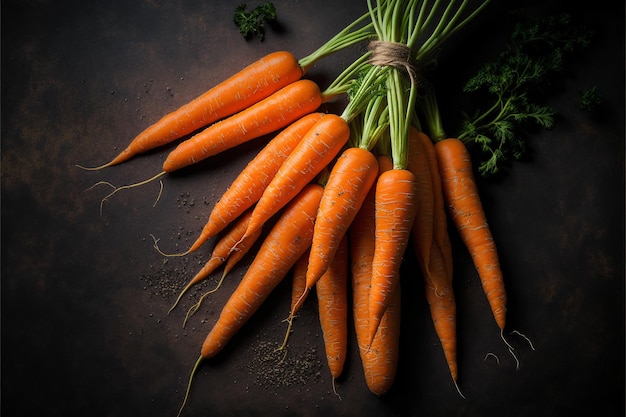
{"left": 244, "top": 337, "right": 323, "bottom": 389}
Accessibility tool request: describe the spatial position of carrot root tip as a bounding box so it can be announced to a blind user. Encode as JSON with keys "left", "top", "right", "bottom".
{"left": 75, "top": 162, "right": 114, "bottom": 171}
{"left": 511, "top": 329, "right": 536, "bottom": 351}
{"left": 84, "top": 180, "right": 116, "bottom": 192}
{"left": 331, "top": 377, "right": 342, "bottom": 400}
{"left": 182, "top": 276, "right": 227, "bottom": 327}
{"left": 453, "top": 378, "right": 466, "bottom": 400}
{"left": 150, "top": 234, "right": 191, "bottom": 258}
{"left": 276, "top": 313, "right": 296, "bottom": 352}
{"left": 508, "top": 347, "right": 520, "bottom": 371}
{"left": 177, "top": 355, "right": 204, "bottom": 417}
{"left": 97, "top": 171, "right": 167, "bottom": 215}
{"left": 483, "top": 352, "right": 500, "bottom": 365}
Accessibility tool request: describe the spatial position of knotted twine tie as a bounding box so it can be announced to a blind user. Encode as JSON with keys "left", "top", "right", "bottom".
{"left": 368, "top": 40, "right": 417, "bottom": 85}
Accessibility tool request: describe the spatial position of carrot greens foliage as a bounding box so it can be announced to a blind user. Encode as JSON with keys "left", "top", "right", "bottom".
{"left": 457, "top": 13, "right": 593, "bottom": 176}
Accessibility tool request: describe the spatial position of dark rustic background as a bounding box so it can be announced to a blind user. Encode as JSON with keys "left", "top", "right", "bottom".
{"left": 2, "top": 1, "right": 624, "bottom": 416}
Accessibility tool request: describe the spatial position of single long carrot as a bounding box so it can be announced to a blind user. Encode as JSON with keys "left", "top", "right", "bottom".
{"left": 166, "top": 208, "right": 262, "bottom": 314}
{"left": 407, "top": 128, "right": 435, "bottom": 277}
{"left": 184, "top": 112, "right": 324, "bottom": 254}
{"left": 85, "top": 51, "right": 303, "bottom": 169}
{"left": 162, "top": 79, "right": 324, "bottom": 172}
{"left": 349, "top": 162, "right": 400, "bottom": 395}
{"left": 349, "top": 153, "right": 400, "bottom": 395}
{"left": 177, "top": 183, "right": 323, "bottom": 415}
{"left": 302, "top": 146, "right": 379, "bottom": 305}
{"left": 315, "top": 235, "right": 349, "bottom": 389}
{"left": 435, "top": 137, "right": 507, "bottom": 331}
{"left": 408, "top": 128, "right": 460, "bottom": 391}
{"left": 240, "top": 113, "right": 350, "bottom": 243}
{"left": 367, "top": 168, "right": 418, "bottom": 345}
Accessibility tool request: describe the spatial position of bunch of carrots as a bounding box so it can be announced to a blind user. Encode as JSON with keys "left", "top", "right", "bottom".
{"left": 82, "top": 0, "right": 534, "bottom": 414}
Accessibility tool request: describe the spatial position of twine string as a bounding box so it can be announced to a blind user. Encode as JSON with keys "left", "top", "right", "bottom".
{"left": 368, "top": 40, "right": 417, "bottom": 84}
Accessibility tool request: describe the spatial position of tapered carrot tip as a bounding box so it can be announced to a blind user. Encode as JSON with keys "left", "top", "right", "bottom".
{"left": 76, "top": 148, "right": 133, "bottom": 171}
{"left": 177, "top": 355, "right": 204, "bottom": 417}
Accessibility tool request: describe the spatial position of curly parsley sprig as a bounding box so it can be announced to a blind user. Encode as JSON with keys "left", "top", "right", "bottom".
{"left": 233, "top": 2, "right": 277, "bottom": 41}
{"left": 457, "top": 13, "right": 593, "bottom": 176}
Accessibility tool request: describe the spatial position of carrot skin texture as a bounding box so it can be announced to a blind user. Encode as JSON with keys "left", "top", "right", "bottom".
{"left": 243, "top": 113, "right": 351, "bottom": 240}
{"left": 423, "top": 245, "right": 458, "bottom": 380}
{"left": 107, "top": 51, "right": 303, "bottom": 167}
{"left": 188, "top": 112, "right": 324, "bottom": 252}
{"left": 316, "top": 236, "right": 349, "bottom": 380}
{"left": 163, "top": 79, "right": 323, "bottom": 172}
{"left": 306, "top": 147, "right": 379, "bottom": 290}
{"left": 290, "top": 248, "right": 310, "bottom": 314}
{"left": 407, "top": 128, "right": 435, "bottom": 277}
{"left": 368, "top": 168, "right": 418, "bottom": 344}
{"left": 408, "top": 128, "right": 458, "bottom": 382}
{"left": 201, "top": 183, "right": 323, "bottom": 358}
{"left": 435, "top": 138, "right": 507, "bottom": 330}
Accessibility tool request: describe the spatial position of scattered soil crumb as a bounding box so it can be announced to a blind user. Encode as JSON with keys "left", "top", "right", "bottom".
{"left": 139, "top": 254, "right": 206, "bottom": 300}
{"left": 245, "top": 339, "right": 323, "bottom": 389}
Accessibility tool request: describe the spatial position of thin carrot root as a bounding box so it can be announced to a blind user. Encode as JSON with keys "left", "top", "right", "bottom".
{"left": 168, "top": 280, "right": 194, "bottom": 315}
{"left": 511, "top": 329, "right": 536, "bottom": 351}
{"left": 331, "top": 377, "right": 342, "bottom": 400}
{"left": 150, "top": 234, "right": 192, "bottom": 258}
{"left": 84, "top": 180, "right": 116, "bottom": 192}
{"left": 75, "top": 162, "right": 116, "bottom": 171}
{"left": 176, "top": 355, "right": 204, "bottom": 417}
{"left": 484, "top": 352, "right": 500, "bottom": 365}
{"left": 98, "top": 171, "right": 167, "bottom": 215}
{"left": 182, "top": 269, "right": 229, "bottom": 327}
{"left": 453, "top": 378, "right": 466, "bottom": 400}
{"left": 275, "top": 314, "right": 296, "bottom": 352}
{"left": 277, "top": 346, "right": 289, "bottom": 364}
{"left": 501, "top": 330, "right": 520, "bottom": 370}
{"left": 155, "top": 180, "right": 164, "bottom": 207}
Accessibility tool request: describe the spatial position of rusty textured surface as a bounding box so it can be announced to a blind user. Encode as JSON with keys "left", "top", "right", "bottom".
{"left": 2, "top": 1, "right": 624, "bottom": 416}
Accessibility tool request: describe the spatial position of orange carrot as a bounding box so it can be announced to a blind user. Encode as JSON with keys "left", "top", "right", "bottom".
{"left": 177, "top": 183, "right": 323, "bottom": 414}
{"left": 240, "top": 113, "right": 350, "bottom": 243}
{"left": 376, "top": 154, "right": 394, "bottom": 176}
{"left": 349, "top": 162, "right": 400, "bottom": 395}
{"left": 86, "top": 51, "right": 303, "bottom": 169}
{"left": 356, "top": 279, "right": 402, "bottom": 396}
{"left": 435, "top": 137, "right": 507, "bottom": 331}
{"left": 185, "top": 112, "right": 324, "bottom": 254}
{"left": 97, "top": 80, "right": 324, "bottom": 208}
{"left": 408, "top": 127, "right": 460, "bottom": 390}
{"left": 302, "top": 146, "right": 379, "bottom": 305}
{"left": 166, "top": 208, "right": 262, "bottom": 314}
{"left": 367, "top": 168, "right": 418, "bottom": 345}
{"left": 162, "top": 79, "right": 323, "bottom": 172}
{"left": 315, "top": 235, "right": 349, "bottom": 390}
{"left": 407, "top": 128, "right": 435, "bottom": 276}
